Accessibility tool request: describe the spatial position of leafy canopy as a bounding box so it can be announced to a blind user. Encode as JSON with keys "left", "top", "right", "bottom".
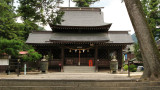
{"left": 133, "top": 0, "right": 160, "bottom": 62}
{"left": 0, "top": 0, "right": 25, "bottom": 40}
{"left": 17, "top": 0, "right": 64, "bottom": 30}
{"left": 73, "top": 0, "right": 100, "bottom": 7}
{"left": 0, "top": 38, "right": 42, "bottom": 61}
{"left": 0, "top": 38, "right": 24, "bottom": 57}
{"left": 21, "top": 49, "right": 42, "bottom": 62}
{"left": 141, "top": 0, "right": 160, "bottom": 40}
{"left": 134, "top": 43, "right": 142, "bottom": 61}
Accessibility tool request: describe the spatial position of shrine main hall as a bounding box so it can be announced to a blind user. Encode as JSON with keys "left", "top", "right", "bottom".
{"left": 26, "top": 7, "right": 133, "bottom": 72}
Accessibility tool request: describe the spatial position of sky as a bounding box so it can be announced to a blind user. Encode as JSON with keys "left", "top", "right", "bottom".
{"left": 14, "top": 0, "right": 134, "bottom": 34}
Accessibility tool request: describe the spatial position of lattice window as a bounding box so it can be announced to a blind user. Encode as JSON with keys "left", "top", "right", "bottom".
{"left": 98, "top": 48, "right": 109, "bottom": 60}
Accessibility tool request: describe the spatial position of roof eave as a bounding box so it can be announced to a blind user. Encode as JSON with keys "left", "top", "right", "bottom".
{"left": 50, "top": 23, "right": 112, "bottom": 31}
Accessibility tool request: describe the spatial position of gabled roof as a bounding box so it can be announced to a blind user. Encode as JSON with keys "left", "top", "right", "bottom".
{"left": 26, "top": 31, "right": 133, "bottom": 44}
{"left": 108, "top": 31, "right": 134, "bottom": 43}
{"left": 26, "top": 31, "right": 52, "bottom": 44}
{"left": 59, "top": 7, "right": 111, "bottom": 27}
{"left": 50, "top": 7, "right": 112, "bottom": 31}
{"left": 50, "top": 33, "right": 109, "bottom": 43}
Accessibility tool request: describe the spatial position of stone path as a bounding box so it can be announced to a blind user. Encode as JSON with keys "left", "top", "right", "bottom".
{"left": 0, "top": 72, "right": 142, "bottom": 80}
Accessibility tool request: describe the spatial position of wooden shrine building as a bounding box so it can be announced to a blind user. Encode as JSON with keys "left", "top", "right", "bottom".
{"left": 26, "top": 7, "right": 133, "bottom": 72}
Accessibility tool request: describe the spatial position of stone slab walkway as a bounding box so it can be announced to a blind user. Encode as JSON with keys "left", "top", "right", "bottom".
{"left": 0, "top": 72, "right": 143, "bottom": 81}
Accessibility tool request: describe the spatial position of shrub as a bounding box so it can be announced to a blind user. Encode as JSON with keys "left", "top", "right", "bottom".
{"left": 123, "top": 65, "right": 128, "bottom": 71}
{"left": 123, "top": 64, "right": 137, "bottom": 72}
{"left": 129, "top": 64, "right": 137, "bottom": 72}
{"left": 132, "top": 68, "right": 137, "bottom": 72}
{"left": 21, "top": 49, "right": 42, "bottom": 62}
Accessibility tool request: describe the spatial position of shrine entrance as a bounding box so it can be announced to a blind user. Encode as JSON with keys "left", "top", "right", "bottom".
{"left": 64, "top": 49, "right": 95, "bottom": 66}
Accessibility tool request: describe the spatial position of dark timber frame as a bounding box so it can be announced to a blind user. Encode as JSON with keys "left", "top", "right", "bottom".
{"left": 30, "top": 43, "right": 127, "bottom": 72}
{"left": 26, "top": 7, "right": 133, "bottom": 72}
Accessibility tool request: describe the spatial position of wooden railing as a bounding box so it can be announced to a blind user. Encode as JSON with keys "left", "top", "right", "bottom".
{"left": 96, "top": 59, "right": 110, "bottom": 67}
{"left": 48, "top": 59, "right": 63, "bottom": 72}
{"left": 49, "top": 59, "right": 62, "bottom": 66}
{"left": 65, "top": 58, "right": 94, "bottom": 66}
{"left": 0, "top": 65, "right": 8, "bottom": 72}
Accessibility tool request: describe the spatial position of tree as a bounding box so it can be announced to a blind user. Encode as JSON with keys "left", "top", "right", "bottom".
{"left": 0, "top": 38, "right": 24, "bottom": 58}
{"left": 17, "top": 0, "right": 64, "bottom": 39}
{"left": 133, "top": 0, "right": 160, "bottom": 69}
{"left": 124, "top": 0, "right": 160, "bottom": 80}
{"left": 141, "top": 0, "right": 160, "bottom": 40}
{"left": 21, "top": 49, "right": 42, "bottom": 62}
{"left": 0, "top": 38, "right": 42, "bottom": 60}
{"left": 73, "top": 0, "right": 99, "bottom": 7}
{"left": 0, "top": 0, "right": 25, "bottom": 40}
{"left": 134, "top": 43, "right": 142, "bottom": 61}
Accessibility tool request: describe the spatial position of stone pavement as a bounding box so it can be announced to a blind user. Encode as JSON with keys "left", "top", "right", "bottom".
{"left": 0, "top": 72, "right": 143, "bottom": 80}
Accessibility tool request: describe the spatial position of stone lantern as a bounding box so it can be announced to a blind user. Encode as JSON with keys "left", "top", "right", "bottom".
{"left": 110, "top": 56, "right": 118, "bottom": 73}
{"left": 40, "top": 56, "right": 48, "bottom": 73}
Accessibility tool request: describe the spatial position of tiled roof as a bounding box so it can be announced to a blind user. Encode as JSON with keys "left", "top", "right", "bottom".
{"left": 26, "top": 31, "right": 52, "bottom": 44}
{"left": 50, "top": 33, "right": 109, "bottom": 43}
{"left": 26, "top": 31, "right": 133, "bottom": 44}
{"left": 57, "top": 7, "right": 111, "bottom": 27}
{"left": 108, "top": 31, "right": 134, "bottom": 43}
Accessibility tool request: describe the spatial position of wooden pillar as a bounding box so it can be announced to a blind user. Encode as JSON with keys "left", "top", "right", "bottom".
{"left": 119, "top": 46, "right": 123, "bottom": 69}
{"left": 95, "top": 46, "right": 98, "bottom": 72}
{"left": 78, "top": 50, "right": 81, "bottom": 66}
{"left": 61, "top": 47, "right": 64, "bottom": 72}
{"left": 107, "top": 47, "right": 109, "bottom": 60}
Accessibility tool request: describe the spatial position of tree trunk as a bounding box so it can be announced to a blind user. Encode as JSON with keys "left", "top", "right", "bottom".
{"left": 124, "top": 0, "right": 160, "bottom": 81}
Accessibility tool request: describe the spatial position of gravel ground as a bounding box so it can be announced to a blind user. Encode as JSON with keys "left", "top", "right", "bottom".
{"left": 0, "top": 72, "right": 143, "bottom": 80}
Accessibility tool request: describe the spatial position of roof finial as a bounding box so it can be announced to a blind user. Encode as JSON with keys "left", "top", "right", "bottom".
{"left": 69, "top": 0, "right": 70, "bottom": 7}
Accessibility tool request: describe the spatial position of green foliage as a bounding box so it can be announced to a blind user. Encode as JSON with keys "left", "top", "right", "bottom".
{"left": 21, "top": 49, "right": 42, "bottom": 62}
{"left": 141, "top": 0, "right": 160, "bottom": 40}
{"left": 134, "top": 43, "right": 142, "bottom": 61}
{"left": 0, "top": 38, "right": 40, "bottom": 59}
{"left": 0, "top": 0, "right": 25, "bottom": 40}
{"left": 73, "top": 0, "right": 99, "bottom": 7}
{"left": 123, "top": 64, "right": 137, "bottom": 72}
{"left": 123, "top": 64, "right": 128, "bottom": 71}
{"left": 13, "top": 23, "right": 26, "bottom": 40}
{"left": 0, "top": 0, "right": 42, "bottom": 61}
{"left": 38, "top": 26, "right": 46, "bottom": 31}
{"left": 134, "top": 0, "right": 160, "bottom": 62}
{"left": 17, "top": 0, "right": 64, "bottom": 34}
{"left": 0, "top": 38, "right": 23, "bottom": 57}
{"left": 129, "top": 64, "right": 137, "bottom": 72}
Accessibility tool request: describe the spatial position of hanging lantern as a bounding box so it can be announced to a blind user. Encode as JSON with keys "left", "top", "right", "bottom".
{"left": 83, "top": 50, "right": 85, "bottom": 53}
{"left": 69, "top": 49, "right": 72, "bottom": 53}
{"left": 79, "top": 50, "right": 81, "bottom": 53}
{"left": 75, "top": 49, "right": 77, "bottom": 52}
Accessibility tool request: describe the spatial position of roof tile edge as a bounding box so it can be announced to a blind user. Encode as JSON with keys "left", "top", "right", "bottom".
{"left": 60, "top": 7, "right": 104, "bottom": 11}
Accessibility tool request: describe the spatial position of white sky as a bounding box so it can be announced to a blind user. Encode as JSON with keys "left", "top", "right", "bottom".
{"left": 14, "top": 0, "right": 134, "bottom": 34}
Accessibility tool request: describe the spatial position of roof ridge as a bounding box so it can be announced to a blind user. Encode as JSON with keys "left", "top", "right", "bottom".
{"left": 32, "top": 31, "right": 52, "bottom": 34}
{"left": 60, "top": 7, "right": 103, "bottom": 11}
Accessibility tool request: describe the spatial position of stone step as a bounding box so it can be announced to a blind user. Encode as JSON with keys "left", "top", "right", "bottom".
{"left": 0, "top": 79, "right": 160, "bottom": 87}
{"left": 1, "top": 86, "right": 160, "bottom": 90}
{"left": 63, "top": 66, "right": 95, "bottom": 73}
{"left": 64, "top": 66, "right": 95, "bottom": 69}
